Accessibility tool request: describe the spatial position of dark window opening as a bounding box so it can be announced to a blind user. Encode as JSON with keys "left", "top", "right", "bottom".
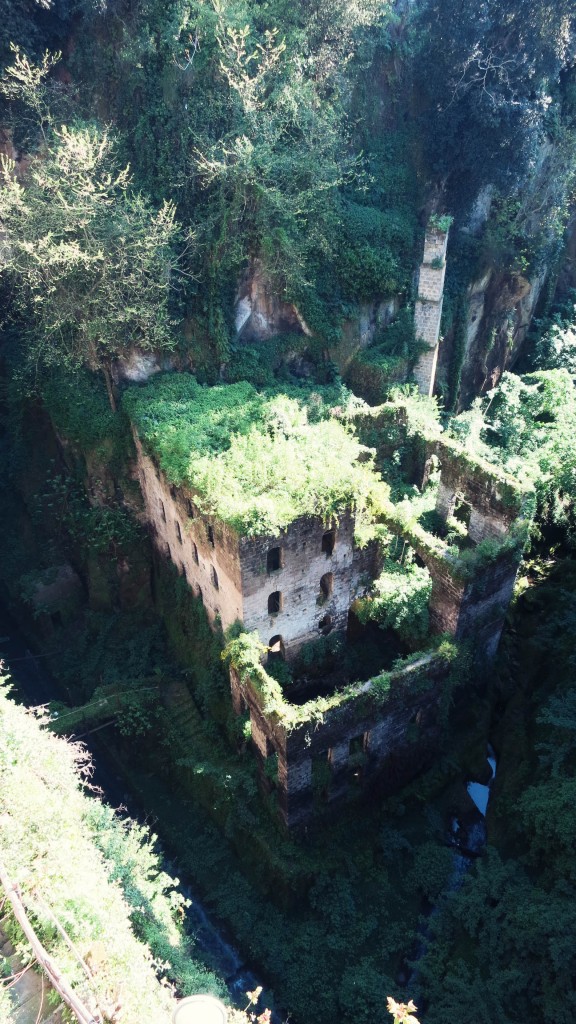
{"left": 312, "top": 751, "right": 331, "bottom": 802}
{"left": 349, "top": 732, "right": 367, "bottom": 782}
{"left": 187, "top": 499, "right": 195, "bottom": 518}
{"left": 211, "top": 566, "right": 219, "bottom": 590}
{"left": 453, "top": 495, "right": 472, "bottom": 529}
{"left": 268, "top": 635, "right": 285, "bottom": 661}
{"left": 166, "top": 543, "right": 171, "bottom": 558}
{"left": 160, "top": 500, "right": 166, "bottom": 523}
{"left": 193, "top": 542, "right": 199, "bottom": 565}
{"left": 176, "top": 521, "right": 182, "bottom": 544}
{"left": 196, "top": 585, "right": 203, "bottom": 601}
{"left": 318, "top": 613, "right": 333, "bottom": 636}
{"left": 208, "top": 525, "right": 215, "bottom": 548}
{"left": 322, "top": 530, "right": 335, "bottom": 556}
{"left": 170, "top": 485, "right": 177, "bottom": 499}
{"left": 320, "top": 572, "right": 333, "bottom": 600}
{"left": 349, "top": 734, "right": 365, "bottom": 756}
{"left": 268, "top": 591, "right": 282, "bottom": 614}
{"left": 267, "top": 546, "right": 282, "bottom": 573}
{"left": 182, "top": 565, "right": 188, "bottom": 582}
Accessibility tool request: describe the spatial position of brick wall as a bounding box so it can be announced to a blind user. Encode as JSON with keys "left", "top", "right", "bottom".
{"left": 413, "top": 226, "right": 449, "bottom": 397}
{"left": 233, "top": 655, "right": 450, "bottom": 828}
{"left": 134, "top": 433, "right": 244, "bottom": 630}
{"left": 239, "top": 512, "right": 373, "bottom": 657}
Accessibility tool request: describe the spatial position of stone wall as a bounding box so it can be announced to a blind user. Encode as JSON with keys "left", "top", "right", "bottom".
{"left": 231, "top": 654, "right": 450, "bottom": 828}
{"left": 133, "top": 432, "right": 376, "bottom": 652}
{"left": 133, "top": 433, "right": 244, "bottom": 630}
{"left": 413, "top": 227, "right": 449, "bottom": 397}
{"left": 432, "top": 439, "right": 522, "bottom": 542}
{"left": 239, "top": 512, "right": 374, "bottom": 657}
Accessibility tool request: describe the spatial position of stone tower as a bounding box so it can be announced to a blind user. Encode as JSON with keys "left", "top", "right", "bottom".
{"left": 413, "top": 224, "right": 449, "bottom": 397}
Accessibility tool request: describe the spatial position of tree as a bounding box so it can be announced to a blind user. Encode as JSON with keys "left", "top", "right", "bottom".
{"left": 0, "top": 50, "right": 185, "bottom": 408}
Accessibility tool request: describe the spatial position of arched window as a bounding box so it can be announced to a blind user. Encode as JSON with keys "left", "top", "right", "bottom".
{"left": 320, "top": 572, "right": 333, "bottom": 600}
{"left": 207, "top": 525, "right": 215, "bottom": 548}
{"left": 175, "top": 520, "right": 182, "bottom": 544}
{"left": 318, "top": 614, "right": 333, "bottom": 636}
{"left": 268, "top": 591, "right": 282, "bottom": 614}
{"left": 268, "top": 635, "right": 285, "bottom": 660}
{"left": 192, "top": 542, "right": 199, "bottom": 565}
{"left": 160, "top": 500, "right": 166, "bottom": 523}
{"left": 211, "top": 565, "right": 219, "bottom": 590}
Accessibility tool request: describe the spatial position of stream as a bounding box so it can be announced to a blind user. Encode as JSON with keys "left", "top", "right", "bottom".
{"left": 0, "top": 605, "right": 266, "bottom": 1010}
{"left": 405, "top": 744, "right": 498, "bottom": 991}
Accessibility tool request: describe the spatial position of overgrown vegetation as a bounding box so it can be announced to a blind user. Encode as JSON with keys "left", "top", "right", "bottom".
{"left": 125, "top": 374, "right": 388, "bottom": 536}
{"left": 2, "top": 3, "right": 576, "bottom": 1024}
{"left": 0, "top": 677, "right": 223, "bottom": 1023}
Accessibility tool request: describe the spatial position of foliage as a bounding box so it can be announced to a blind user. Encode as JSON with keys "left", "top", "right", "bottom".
{"left": 526, "top": 290, "right": 576, "bottom": 374}
{"left": 449, "top": 369, "right": 576, "bottom": 547}
{"left": 345, "top": 310, "right": 421, "bottom": 406}
{"left": 356, "top": 556, "right": 432, "bottom": 649}
{"left": 0, "top": 50, "right": 184, "bottom": 398}
{"left": 415, "top": 0, "right": 576, "bottom": 217}
{"left": 40, "top": 366, "right": 130, "bottom": 458}
{"left": 125, "top": 373, "right": 388, "bottom": 536}
{"left": 0, "top": 678, "right": 223, "bottom": 1022}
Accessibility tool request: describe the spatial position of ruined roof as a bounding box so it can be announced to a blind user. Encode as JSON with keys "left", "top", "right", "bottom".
{"left": 124, "top": 374, "right": 387, "bottom": 537}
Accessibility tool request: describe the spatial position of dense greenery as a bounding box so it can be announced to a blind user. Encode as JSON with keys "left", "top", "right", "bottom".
{"left": 125, "top": 373, "right": 388, "bottom": 535}
{"left": 0, "top": 678, "right": 223, "bottom": 1023}
{"left": 2, "top": 3, "right": 576, "bottom": 1024}
{"left": 449, "top": 368, "right": 576, "bottom": 545}
{"left": 0, "top": 50, "right": 183, "bottom": 407}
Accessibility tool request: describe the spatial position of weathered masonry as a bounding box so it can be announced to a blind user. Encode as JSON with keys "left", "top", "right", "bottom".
{"left": 133, "top": 432, "right": 376, "bottom": 658}
{"left": 225, "top": 405, "right": 530, "bottom": 828}
{"left": 129, "top": 382, "right": 530, "bottom": 828}
{"left": 229, "top": 649, "right": 452, "bottom": 828}
{"left": 413, "top": 224, "right": 449, "bottom": 397}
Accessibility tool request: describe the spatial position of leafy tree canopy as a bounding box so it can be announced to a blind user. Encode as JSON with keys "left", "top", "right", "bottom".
{"left": 0, "top": 49, "right": 185, "bottom": 404}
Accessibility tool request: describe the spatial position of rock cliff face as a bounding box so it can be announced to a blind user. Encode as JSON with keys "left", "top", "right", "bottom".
{"left": 439, "top": 267, "right": 547, "bottom": 409}
{"left": 234, "top": 260, "right": 312, "bottom": 342}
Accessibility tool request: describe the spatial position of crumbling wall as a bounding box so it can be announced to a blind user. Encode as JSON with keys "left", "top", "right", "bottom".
{"left": 134, "top": 433, "right": 244, "bottom": 630}
{"left": 432, "top": 438, "right": 522, "bottom": 543}
{"left": 414, "top": 228, "right": 449, "bottom": 396}
{"left": 231, "top": 654, "right": 450, "bottom": 828}
{"left": 239, "top": 512, "right": 374, "bottom": 657}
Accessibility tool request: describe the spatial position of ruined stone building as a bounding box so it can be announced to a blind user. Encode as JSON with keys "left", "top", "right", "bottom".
{"left": 128, "top": 378, "right": 529, "bottom": 828}
{"left": 134, "top": 431, "right": 374, "bottom": 659}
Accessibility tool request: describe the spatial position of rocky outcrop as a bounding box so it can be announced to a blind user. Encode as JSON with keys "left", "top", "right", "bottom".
{"left": 234, "top": 260, "right": 312, "bottom": 341}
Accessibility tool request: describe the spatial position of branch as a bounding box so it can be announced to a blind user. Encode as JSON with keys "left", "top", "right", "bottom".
{"left": 0, "top": 856, "right": 102, "bottom": 1024}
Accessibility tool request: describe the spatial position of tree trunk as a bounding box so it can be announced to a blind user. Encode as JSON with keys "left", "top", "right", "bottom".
{"left": 103, "top": 364, "right": 117, "bottom": 413}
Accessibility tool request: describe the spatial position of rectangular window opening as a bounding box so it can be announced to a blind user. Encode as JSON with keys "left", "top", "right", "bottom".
{"left": 322, "top": 529, "right": 336, "bottom": 556}
{"left": 267, "top": 546, "right": 283, "bottom": 573}
{"left": 268, "top": 591, "right": 282, "bottom": 615}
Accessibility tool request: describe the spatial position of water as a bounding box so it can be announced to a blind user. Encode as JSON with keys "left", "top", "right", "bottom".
{"left": 0, "top": 605, "right": 266, "bottom": 1009}
{"left": 406, "top": 743, "right": 499, "bottom": 989}
{"left": 466, "top": 745, "right": 497, "bottom": 816}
